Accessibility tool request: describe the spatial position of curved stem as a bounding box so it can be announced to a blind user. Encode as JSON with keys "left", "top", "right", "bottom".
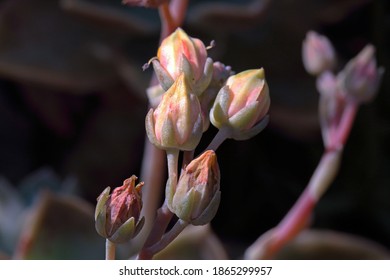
{"left": 169, "top": 0, "right": 189, "bottom": 28}
{"left": 129, "top": 140, "right": 166, "bottom": 255}
{"left": 335, "top": 101, "right": 358, "bottom": 148}
{"left": 136, "top": 149, "right": 179, "bottom": 259}
{"left": 137, "top": 202, "right": 173, "bottom": 260}
{"left": 244, "top": 149, "right": 342, "bottom": 259}
{"left": 105, "top": 239, "right": 116, "bottom": 260}
{"left": 159, "top": 3, "right": 176, "bottom": 40}
{"left": 245, "top": 100, "right": 359, "bottom": 259}
{"left": 145, "top": 219, "right": 189, "bottom": 258}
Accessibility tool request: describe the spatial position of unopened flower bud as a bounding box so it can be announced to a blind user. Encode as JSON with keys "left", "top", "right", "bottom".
{"left": 150, "top": 28, "right": 213, "bottom": 95}
{"left": 95, "top": 175, "right": 144, "bottom": 244}
{"left": 145, "top": 73, "right": 203, "bottom": 151}
{"left": 302, "top": 31, "right": 336, "bottom": 76}
{"left": 338, "top": 44, "right": 384, "bottom": 103}
{"left": 166, "top": 150, "right": 221, "bottom": 225}
{"left": 210, "top": 68, "right": 270, "bottom": 140}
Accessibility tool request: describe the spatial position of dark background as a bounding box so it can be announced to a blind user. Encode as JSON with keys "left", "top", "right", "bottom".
{"left": 0, "top": 0, "right": 389, "bottom": 258}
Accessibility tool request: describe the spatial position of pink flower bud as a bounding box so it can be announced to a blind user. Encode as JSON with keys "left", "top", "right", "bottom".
{"left": 159, "top": 28, "right": 207, "bottom": 81}
{"left": 145, "top": 73, "right": 203, "bottom": 151}
{"left": 151, "top": 28, "right": 213, "bottom": 94}
{"left": 338, "top": 45, "right": 384, "bottom": 103}
{"left": 302, "top": 31, "right": 336, "bottom": 76}
{"left": 166, "top": 150, "right": 221, "bottom": 225}
{"left": 95, "top": 176, "right": 144, "bottom": 243}
{"left": 210, "top": 69, "right": 270, "bottom": 140}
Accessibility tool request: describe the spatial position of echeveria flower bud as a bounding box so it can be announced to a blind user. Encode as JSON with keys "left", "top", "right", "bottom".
{"left": 151, "top": 28, "right": 213, "bottom": 94}
{"left": 338, "top": 45, "right": 384, "bottom": 103}
{"left": 302, "top": 31, "right": 336, "bottom": 76}
{"left": 166, "top": 150, "right": 221, "bottom": 225}
{"left": 145, "top": 73, "right": 203, "bottom": 151}
{"left": 95, "top": 175, "right": 144, "bottom": 244}
{"left": 210, "top": 68, "right": 270, "bottom": 140}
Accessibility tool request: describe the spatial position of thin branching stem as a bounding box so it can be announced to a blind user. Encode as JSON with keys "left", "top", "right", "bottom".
{"left": 145, "top": 219, "right": 189, "bottom": 258}
{"left": 206, "top": 127, "right": 231, "bottom": 152}
{"left": 245, "top": 101, "right": 360, "bottom": 260}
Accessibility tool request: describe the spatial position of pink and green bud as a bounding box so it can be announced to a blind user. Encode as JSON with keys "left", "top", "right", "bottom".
{"left": 210, "top": 68, "right": 270, "bottom": 140}
{"left": 302, "top": 31, "right": 336, "bottom": 76}
{"left": 95, "top": 175, "right": 145, "bottom": 244}
{"left": 145, "top": 73, "right": 203, "bottom": 151}
{"left": 338, "top": 45, "right": 384, "bottom": 103}
{"left": 151, "top": 28, "right": 213, "bottom": 95}
{"left": 166, "top": 150, "right": 221, "bottom": 225}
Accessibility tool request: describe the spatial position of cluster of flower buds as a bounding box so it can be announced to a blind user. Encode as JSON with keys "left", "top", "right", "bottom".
{"left": 302, "top": 30, "right": 384, "bottom": 148}
{"left": 95, "top": 175, "right": 145, "bottom": 244}
{"left": 143, "top": 28, "right": 271, "bottom": 226}
{"left": 146, "top": 28, "right": 271, "bottom": 151}
{"left": 303, "top": 31, "right": 383, "bottom": 104}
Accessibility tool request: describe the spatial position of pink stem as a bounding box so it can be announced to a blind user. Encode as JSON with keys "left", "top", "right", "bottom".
{"left": 137, "top": 203, "right": 173, "bottom": 259}
{"left": 143, "top": 219, "right": 188, "bottom": 259}
{"left": 250, "top": 102, "right": 359, "bottom": 259}
{"left": 169, "top": 0, "right": 189, "bottom": 28}
{"left": 159, "top": 3, "right": 176, "bottom": 40}
{"left": 263, "top": 188, "right": 315, "bottom": 259}
{"left": 334, "top": 101, "right": 358, "bottom": 148}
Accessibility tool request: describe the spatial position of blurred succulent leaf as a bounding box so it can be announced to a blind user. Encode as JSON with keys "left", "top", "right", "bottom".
{"left": 60, "top": 0, "right": 159, "bottom": 34}
{"left": 274, "top": 230, "right": 390, "bottom": 260}
{"left": 18, "top": 168, "right": 78, "bottom": 206}
{"left": 14, "top": 191, "right": 104, "bottom": 259}
{"left": 0, "top": 0, "right": 141, "bottom": 92}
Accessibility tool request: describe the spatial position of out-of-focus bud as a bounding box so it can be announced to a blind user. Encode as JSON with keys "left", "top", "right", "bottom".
{"left": 145, "top": 73, "right": 203, "bottom": 151}
{"left": 210, "top": 62, "right": 234, "bottom": 88}
{"left": 199, "top": 62, "right": 234, "bottom": 131}
{"left": 302, "top": 31, "right": 336, "bottom": 76}
{"left": 210, "top": 69, "right": 270, "bottom": 140}
{"left": 166, "top": 150, "right": 221, "bottom": 225}
{"left": 338, "top": 45, "right": 384, "bottom": 103}
{"left": 95, "top": 175, "right": 144, "bottom": 244}
{"left": 122, "top": 0, "right": 169, "bottom": 8}
{"left": 150, "top": 28, "right": 213, "bottom": 95}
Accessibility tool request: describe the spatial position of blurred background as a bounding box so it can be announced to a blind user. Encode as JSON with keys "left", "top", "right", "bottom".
{"left": 0, "top": 0, "right": 389, "bottom": 259}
